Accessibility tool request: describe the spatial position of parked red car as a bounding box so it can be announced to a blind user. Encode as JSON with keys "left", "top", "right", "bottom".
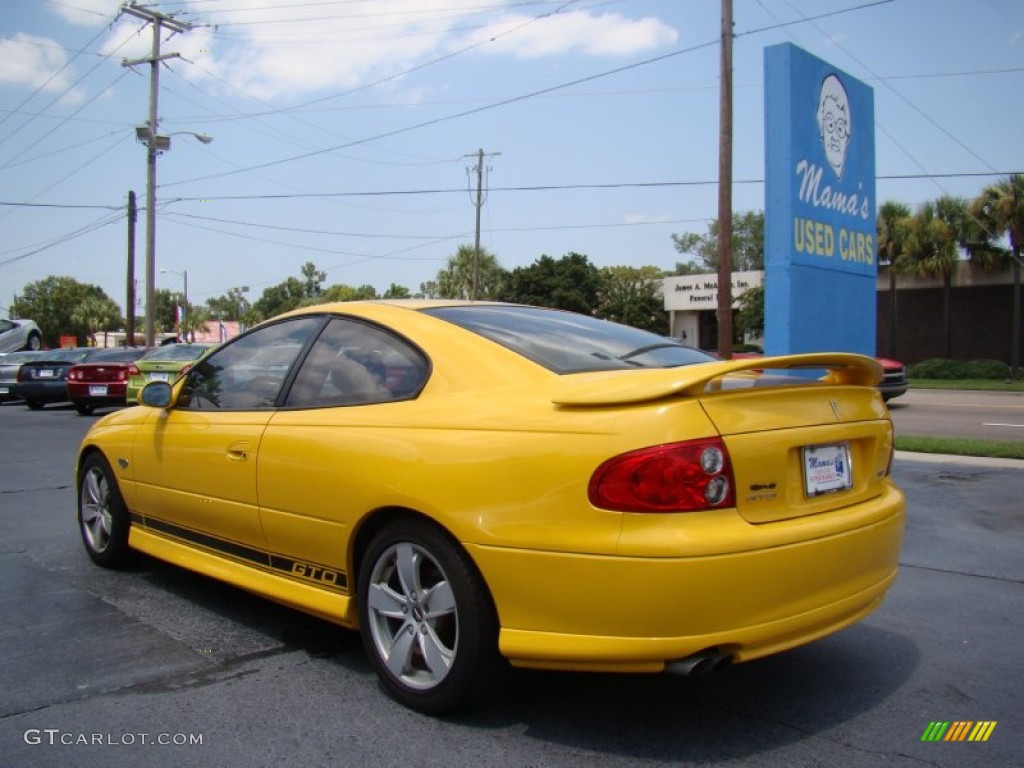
{"left": 67, "top": 347, "right": 150, "bottom": 415}
{"left": 708, "top": 349, "right": 908, "bottom": 402}
{"left": 875, "top": 357, "right": 908, "bottom": 402}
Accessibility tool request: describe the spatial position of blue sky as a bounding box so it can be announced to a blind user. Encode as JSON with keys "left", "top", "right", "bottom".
{"left": 1, "top": 0, "right": 1022, "bottom": 315}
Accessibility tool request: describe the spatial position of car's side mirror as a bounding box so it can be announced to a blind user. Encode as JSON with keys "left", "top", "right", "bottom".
{"left": 139, "top": 380, "right": 173, "bottom": 408}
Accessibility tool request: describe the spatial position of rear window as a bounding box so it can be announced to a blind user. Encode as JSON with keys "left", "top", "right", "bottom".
{"left": 142, "top": 344, "right": 213, "bottom": 362}
{"left": 84, "top": 347, "right": 147, "bottom": 363}
{"left": 422, "top": 305, "right": 716, "bottom": 374}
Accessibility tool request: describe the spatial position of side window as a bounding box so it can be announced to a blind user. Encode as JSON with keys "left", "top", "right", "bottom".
{"left": 286, "top": 317, "right": 428, "bottom": 408}
{"left": 178, "top": 317, "right": 323, "bottom": 410}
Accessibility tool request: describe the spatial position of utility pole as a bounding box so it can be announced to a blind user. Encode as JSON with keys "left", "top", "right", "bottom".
{"left": 120, "top": 2, "right": 191, "bottom": 347}
{"left": 126, "top": 190, "right": 137, "bottom": 346}
{"left": 716, "top": 0, "right": 734, "bottom": 358}
{"left": 465, "top": 148, "right": 500, "bottom": 300}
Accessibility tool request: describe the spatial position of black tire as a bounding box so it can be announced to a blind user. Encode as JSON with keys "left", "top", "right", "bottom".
{"left": 25, "top": 332, "right": 41, "bottom": 351}
{"left": 25, "top": 399, "right": 44, "bottom": 410}
{"left": 74, "top": 402, "right": 95, "bottom": 415}
{"left": 358, "top": 518, "right": 501, "bottom": 715}
{"left": 77, "top": 452, "right": 132, "bottom": 568}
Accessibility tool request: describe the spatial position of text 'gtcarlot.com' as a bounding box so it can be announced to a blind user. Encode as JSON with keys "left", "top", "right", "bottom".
{"left": 23, "top": 730, "right": 204, "bottom": 747}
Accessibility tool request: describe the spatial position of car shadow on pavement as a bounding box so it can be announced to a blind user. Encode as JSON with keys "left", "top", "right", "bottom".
{"left": 113, "top": 552, "right": 918, "bottom": 763}
{"left": 447, "top": 624, "right": 918, "bottom": 761}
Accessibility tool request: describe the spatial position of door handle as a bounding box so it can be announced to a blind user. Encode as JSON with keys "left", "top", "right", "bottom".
{"left": 227, "top": 441, "right": 251, "bottom": 461}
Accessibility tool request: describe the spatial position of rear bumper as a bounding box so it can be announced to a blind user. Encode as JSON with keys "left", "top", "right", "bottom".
{"left": 470, "top": 486, "right": 905, "bottom": 672}
{"left": 878, "top": 381, "right": 908, "bottom": 400}
{"left": 14, "top": 381, "right": 68, "bottom": 403}
{"left": 68, "top": 383, "right": 129, "bottom": 403}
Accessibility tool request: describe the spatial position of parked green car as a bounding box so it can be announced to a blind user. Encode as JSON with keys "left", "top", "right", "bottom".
{"left": 126, "top": 343, "right": 215, "bottom": 404}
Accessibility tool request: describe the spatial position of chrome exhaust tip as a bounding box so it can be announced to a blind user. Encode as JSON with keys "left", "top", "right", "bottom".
{"left": 664, "top": 648, "right": 733, "bottom": 677}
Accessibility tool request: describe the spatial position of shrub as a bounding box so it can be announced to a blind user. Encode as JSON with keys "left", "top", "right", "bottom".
{"left": 908, "top": 359, "right": 1010, "bottom": 380}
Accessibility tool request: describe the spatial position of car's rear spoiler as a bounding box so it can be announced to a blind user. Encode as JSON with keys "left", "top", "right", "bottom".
{"left": 550, "top": 353, "right": 883, "bottom": 406}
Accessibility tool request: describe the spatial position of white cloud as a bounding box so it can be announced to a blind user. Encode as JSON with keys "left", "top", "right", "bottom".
{"left": 47, "top": 0, "right": 122, "bottom": 27}
{"left": 460, "top": 10, "right": 679, "bottom": 58}
{"left": 0, "top": 33, "right": 77, "bottom": 94}
{"left": 100, "top": 1, "right": 678, "bottom": 100}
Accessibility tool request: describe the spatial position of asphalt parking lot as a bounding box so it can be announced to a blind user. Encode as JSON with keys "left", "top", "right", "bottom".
{"left": 0, "top": 403, "right": 1020, "bottom": 767}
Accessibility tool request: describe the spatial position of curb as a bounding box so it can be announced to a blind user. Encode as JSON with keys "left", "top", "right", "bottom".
{"left": 894, "top": 451, "right": 1024, "bottom": 469}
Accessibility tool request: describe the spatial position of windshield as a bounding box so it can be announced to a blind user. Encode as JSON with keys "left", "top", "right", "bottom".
{"left": 142, "top": 344, "right": 213, "bottom": 362}
{"left": 422, "top": 305, "right": 716, "bottom": 374}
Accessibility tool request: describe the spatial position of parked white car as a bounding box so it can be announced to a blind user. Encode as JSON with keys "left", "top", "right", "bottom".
{"left": 0, "top": 318, "right": 43, "bottom": 353}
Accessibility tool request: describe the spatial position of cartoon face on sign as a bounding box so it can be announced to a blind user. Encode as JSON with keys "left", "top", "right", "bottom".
{"left": 816, "top": 74, "right": 850, "bottom": 178}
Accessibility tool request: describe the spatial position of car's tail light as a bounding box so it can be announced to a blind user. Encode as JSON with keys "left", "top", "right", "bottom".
{"left": 68, "top": 368, "right": 80, "bottom": 381}
{"left": 127, "top": 365, "right": 140, "bottom": 376}
{"left": 588, "top": 438, "right": 736, "bottom": 513}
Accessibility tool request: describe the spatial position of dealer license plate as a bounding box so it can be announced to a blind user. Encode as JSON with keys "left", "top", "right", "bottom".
{"left": 89, "top": 385, "right": 108, "bottom": 396}
{"left": 802, "top": 442, "right": 852, "bottom": 497}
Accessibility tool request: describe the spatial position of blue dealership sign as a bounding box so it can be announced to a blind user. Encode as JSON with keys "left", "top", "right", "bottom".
{"left": 764, "top": 43, "right": 876, "bottom": 356}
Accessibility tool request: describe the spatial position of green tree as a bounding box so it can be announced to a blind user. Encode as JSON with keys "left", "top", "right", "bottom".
{"left": 499, "top": 252, "right": 600, "bottom": 314}
{"left": 150, "top": 288, "right": 182, "bottom": 335}
{"left": 436, "top": 245, "right": 505, "bottom": 300}
{"left": 671, "top": 211, "right": 765, "bottom": 274}
{"left": 252, "top": 277, "right": 307, "bottom": 320}
{"left": 11, "top": 276, "right": 118, "bottom": 347}
{"left": 206, "top": 288, "right": 252, "bottom": 321}
{"left": 971, "top": 174, "right": 1024, "bottom": 376}
{"left": 903, "top": 199, "right": 963, "bottom": 358}
{"left": 71, "top": 295, "right": 124, "bottom": 347}
{"left": 251, "top": 262, "right": 335, "bottom": 320}
{"left": 381, "top": 283, "right": 411, "bottom": 299}
{"left": 734, "top": 284, "right": 764, "bottom": 342}
{"left": 877, "top": 200, "right": 913, "bottom": 357}
{"left": 596, "top": 265, "right": 668, "bottom": 334}
{"left": 320, "top": 284, "right": 378, "bottom": 302}
{"left": 301, "top": 261, "right": 327, "bottom": 301}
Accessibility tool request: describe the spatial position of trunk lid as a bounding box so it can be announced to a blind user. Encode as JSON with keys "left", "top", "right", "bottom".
{"left": 552, "top": 353, "right": 893, "bottom": 524}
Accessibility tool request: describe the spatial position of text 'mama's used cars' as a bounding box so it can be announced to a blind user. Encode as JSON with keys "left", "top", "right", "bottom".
{"left": 75, "top": 301, "right": 905, "bottom": 714}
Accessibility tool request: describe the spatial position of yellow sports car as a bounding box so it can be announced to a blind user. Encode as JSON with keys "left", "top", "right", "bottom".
{"left": 76, "top": 301, "right": 905, "bottom": 714}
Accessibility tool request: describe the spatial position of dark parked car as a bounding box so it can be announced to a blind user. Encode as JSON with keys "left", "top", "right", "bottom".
{"left": 0, "top": 351, "right": 44, "bottom": 403}
{"left": 16, "top": 347, "right": 94, "bottom": 409}
{"left": 67, "top": 347, "right": 151, "bottom": 415}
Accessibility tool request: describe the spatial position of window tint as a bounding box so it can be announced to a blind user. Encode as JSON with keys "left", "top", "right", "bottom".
{"left": 423, "top": 305, "right": 716, "bottom": 373}
{"left": 285, "top": 317, "right": 428, "bottom": 407}
{"left": 142, "top": 343, "right": 214, "bottom": 362}
{"left": 178, "top": 318, "right": 322, "bottom": 410}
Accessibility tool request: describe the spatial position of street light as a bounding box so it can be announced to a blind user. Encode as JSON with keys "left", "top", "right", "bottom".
{"left": 160, "top": 268, "right": 188, "bottom": 342}
{"left": 135, "top": 126, "right": 212, "bottom": 347}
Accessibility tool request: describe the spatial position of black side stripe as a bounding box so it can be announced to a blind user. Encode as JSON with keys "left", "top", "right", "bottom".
{"left": 130, "top": 512, "right": 348, "bottom": 591}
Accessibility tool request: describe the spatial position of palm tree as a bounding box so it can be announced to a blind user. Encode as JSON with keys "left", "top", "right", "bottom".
{"left": 71, "top": 296, "right": 123, "bottom": 347}
{"left": 436, "top": 245, "right": 504, "bottom": 300}
{"left": 904, "top": 199, "right": 961, "bottom": 358}
{"left": 877, "top": 200, "right": 912, "bottom": 357}
{"left": 971, "top": 175, "right": 1024, "bottom": 377}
